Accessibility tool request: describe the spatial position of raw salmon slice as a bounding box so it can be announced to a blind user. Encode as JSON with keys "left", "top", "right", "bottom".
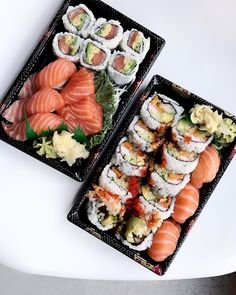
{"left": 61, "top": 67, "right": 95, "bottom": 105}
{"left": 190, "top": 145, "right": 220, "bottom": 188}
{"left": 58, "top": 96, "right": 103, "bottom": 135}
{"left": 18, "top": 73, "right": 38, "bottom": 100}
{"left": 172, "top": 183, "right": 199, "bottom": 224}
{"left": 3, "top": 87, "right": 64, "bottom": 123}
{"left": 2, "top": 113, "right": 64, "bottom": 141}
{"left": 148, "top": 219, "right": 181, "bottom": 262}
{"left": 35, "top": 58, "right": 77, "bottom": 90}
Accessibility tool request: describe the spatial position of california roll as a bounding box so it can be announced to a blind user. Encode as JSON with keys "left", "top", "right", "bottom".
{"left": 108, "top": 51, "right": 139, "bottom": 86}
{"left": 87, "top": 185, "right": 123, "bottom": 231}
{"left": 162, "top": 142, "right": 200, "bottom": 174}
{"left": 99, "top": 164, "right": 132, "bottom": 203}
{"left": 127, "top": 116, "right": 164, "bottom": 153}
{"left": 120, "top": 29, "right": 150, "bottom": 62}
{"left": 112, "top": 137, "right": 148, "bottom": 177}
{"left": 90, "top": 18, "right": 123, "bottom": 50}
{"left": 52, "top": 32, "right": 82, "bottom": 62}
{"left": 149, "top": 164, "right": 190, "bottom": 197}
{"left": 141, "top": 93, "right": 184, "bottom": 132}
{"left": 80, "top": 39, "right": 111, "bottom": 71}
{"left": 62, "top": 4, "right": 95, "bottom": 38}
{"left": 172, "top": 117, "right": 213, "bottom": 153}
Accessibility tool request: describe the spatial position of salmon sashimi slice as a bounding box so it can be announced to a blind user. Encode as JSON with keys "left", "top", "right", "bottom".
{"left": 18, "top": 73, "right": 38, "bottom": 100}
{"left": 190, "top": 145, "right": 220, "bottom": 188}
{"left": 2, "top": 113, "right": 64, "bottom": 141}
{"left": 61, "top": 67, "right": 95, "bottom": 105}
{"left": 2, "top": 99, "right": 29, "bottom": 123}
{"left": 58, "top": 96, "right": 103, "bottom": 135}
{"left": 148, "top": 219, "right": 181, "bottom": 262}
{"left": 171, "top": 183, "right": 199, "bottom": 224}
{"left": 2, "top": 87, "right": 64, "bottom": 123}
{"left": 35, "top": 58, "right": 77, "bottom": 90}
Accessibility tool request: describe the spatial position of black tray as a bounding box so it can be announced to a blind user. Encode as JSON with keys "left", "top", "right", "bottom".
{"left": 68, "top": 75, "right": 236, "bottom": 276}
{"left": 0, "top": 0, "right": 165, "bottom": 182}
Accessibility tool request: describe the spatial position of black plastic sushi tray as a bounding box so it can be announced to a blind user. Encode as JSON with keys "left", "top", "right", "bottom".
{"left": 68, "top": 75, "right": 236, "bottom": 276}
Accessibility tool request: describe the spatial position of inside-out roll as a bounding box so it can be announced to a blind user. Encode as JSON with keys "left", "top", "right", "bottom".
{"left": 117, "top": 197, "right": 162, "bottom": 251}
{"left": 127, "top": 115, "right": 164, "bottom": 153}
{"left": 140, "top": 93, "right": 184, "bottom": 132}
{"left": 99, "top": 164, "right": 132, "bottom": 203}
{"left": 149, "top": 164, "right": 190, "bottom": 197}
{"left": 172, "top": 117, "right": 213, "bottom": 153}
{"left": 62, "top": 4, "right": 95, "bottom": 38}
{"left": 112, "top": 137, "right": 148, "bottom": 177}
{"left": 52, "top": 32, "right": 82, "bottom": 62}
{"left": 140, "top": 184, "right": 176, "bottom": 220}
{"left": 162, "top": 142, "right": 200, "bottom": 174}
{"left": 87, "top": 185, "right": 123, "bottom": 231}
{"left": 90, "top": 18, "right": 123, "bottom": 50}
{"left": 107, "top": 51, "right": 139, "bottom": 86}
{"left": 80, "top": 39, "right": 111, "bottom": 71}
{"left": 120, "top": 29, "right": 150, "bottom": 62}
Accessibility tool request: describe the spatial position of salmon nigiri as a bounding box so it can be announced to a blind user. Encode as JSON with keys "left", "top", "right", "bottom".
{"left": 61, "top": 67, "right": 95, "bottom": 105}
{"left": 58, "top": 96, "right": 103, "bottom": 135}
{"left": 148, "top": 219, "right": 181, "bottom": 262}
{"left": 35, "top": 58, "right": 77, "bottom": 90}
{"left": 3, "top": 87, "right": 64, "bottom": 123}
{"left": 171, "top": 183, "right": 199, "bottom": 224}
{"left": 190, "top": 145, "right": 221, "bottom": 189}
{"left": 2, "top": 113, "right": 64, "bottom": 141}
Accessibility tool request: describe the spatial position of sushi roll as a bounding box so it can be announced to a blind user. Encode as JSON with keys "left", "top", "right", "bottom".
{"left": 117, "top": 198, "right": 162, "bottom": 251}
{"left": 127, "top": 116, "right": 164, "bottom": 153}
{"left": 120, "top": 29, "right": 150, "bottom": 62}
{"left": 87, "top": 185, "right": 123, "bottom": 231}
{"left": 107, "top": 51, "right": 139, "bottom": 86}
{"left": 140, "top": 93, "right": 184, "bottom": 132}
{"left": 52, "top": 32, "right": 82, "bottom": 62}
{"left": 112, "top": 137, "right": 148, "bottom": 177}
{"left": 172, "top": 117, "right": 213, "bottom": 153}
{"left": 141, "top": 184, "right": 176, "bottom": 220}
{"left": 149, "top": 164, "right": 190, "bottom": 197}
{"left": 80, "top": 39, "right": 111, "bottom": 71}
{"left": 162, "top": 142, "right": 200, "bottom": 174}
{"left": 90, "top": 18, "right": 123, "bottom": 50}
{"left": 99, "top": 164, "right": 132, "bottom": 203}
{"left": 62, "top": 4, "right": 95, "bottom": 38}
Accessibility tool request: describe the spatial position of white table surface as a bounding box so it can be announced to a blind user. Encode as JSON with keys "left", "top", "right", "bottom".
{"left": 0, "top": 0, "right": 236, "bottom": 281}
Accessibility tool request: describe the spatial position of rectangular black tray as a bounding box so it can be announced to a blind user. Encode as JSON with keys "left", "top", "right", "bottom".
{"left": 0, "top": 0, "right": 165, "bottom": 182}
{"left": 68, "top": 75, "right": 236, "bottom": 276}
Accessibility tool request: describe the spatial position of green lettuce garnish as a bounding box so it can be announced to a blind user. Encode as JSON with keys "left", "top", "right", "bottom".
{"left": 89, "top": 71, "right": 116, "bottom": 148}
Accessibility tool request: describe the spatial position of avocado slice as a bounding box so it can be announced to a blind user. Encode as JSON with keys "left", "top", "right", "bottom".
{"left": 84, "top": 42, "right": 100, "bottom": 64}
{"left": 71, "top": 12, "right": 87, "bottom": 30}
{"left": 64, "top": 35, "right": 78, "bottom": 56}
{"left": 101, "top": 215, "right": 117, "bottom": 227}
{"left": 132, "top": 34, "right": 143, "bottom": 53}
{"left": 120, "top": 57, "right": 137, "bottom": 75}
{"left": 124, "top": 217, "right": 148, "bottom": 244}
{"left": 97, "top": 23, "right": 113, "bottom": 38}
{"left": 142, "top": 185, "right": 157, "bottom": 201}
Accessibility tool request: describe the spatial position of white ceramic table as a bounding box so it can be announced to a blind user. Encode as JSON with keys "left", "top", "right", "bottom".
{"left": 0, "top": 0, "right": 236, "bottom": 280}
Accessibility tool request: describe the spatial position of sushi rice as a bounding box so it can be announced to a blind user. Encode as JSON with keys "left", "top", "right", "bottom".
{"left": 99, "top": 164, "right": 132, "bottom": 203}
{"left": 149, "top": 164, "right": 190, "bottom": 197}
{"left": 112, "top": 137, "right": 148, "bottom": 177}
{"left": 162, "top": 142, "right": 200, "bottom": 174}
{"left": 120, "top": 29, "right": 150, "bottom": 62}
{"left": 62, "top": 4, "right": 96, "bottom": 38}
{"left": 140, "top": 93, "right": 184, "bottom": 131}
{"left": 90, "top": 18, "right": 123, "bottom": 50}
{"left": 140, "top": 185, "right": 176, "bottom": 220}
{"left": 107, "top": 51, "right": 139, "bottom": 86}
{"left": 172, "top": 117, "right": 213, "bottom": 153}
{"left": 52, "top": 32, "right": 83, "bottom": 62}
{"left": 80, "top": 39, "right": 111, "bottom": 71}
